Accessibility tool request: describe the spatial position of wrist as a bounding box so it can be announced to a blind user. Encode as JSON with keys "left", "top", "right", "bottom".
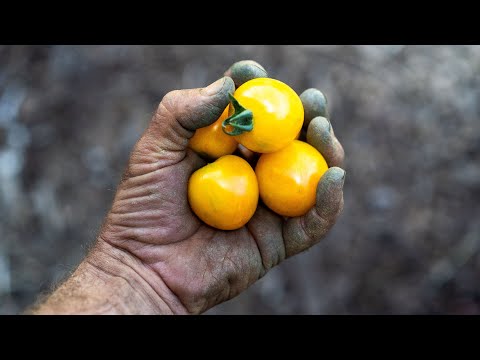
{"left": 83, "top": 239, "right": 187, "bottom": 315}
{"left": 31, "top": 239, "right": 187, "bottom": 315}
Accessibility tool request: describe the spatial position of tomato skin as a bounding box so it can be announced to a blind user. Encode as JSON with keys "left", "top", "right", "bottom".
{"left": 229, "top": 78, "right": 304, "bottom": 153}
{"left": 189, "top": 107, "right": 237, "bottom": 159}
{"left": 188, "top": 155, "right": 258, "bottom": 230}
{"left": 255, "top": 140, "right": 328, "bottom": 217}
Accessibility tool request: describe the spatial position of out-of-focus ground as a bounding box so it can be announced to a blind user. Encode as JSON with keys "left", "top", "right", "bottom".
{"left": 1, "top": 45, "right": 479, "bottom": 314}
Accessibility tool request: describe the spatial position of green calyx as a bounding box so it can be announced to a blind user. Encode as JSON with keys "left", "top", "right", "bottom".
{"left": 222, "top": 93, "right": 253, "bottom": 136}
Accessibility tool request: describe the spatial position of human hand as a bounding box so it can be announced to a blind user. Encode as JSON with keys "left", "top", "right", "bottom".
{"left": 33, "top": 61, "right": 345, "bottom": 315}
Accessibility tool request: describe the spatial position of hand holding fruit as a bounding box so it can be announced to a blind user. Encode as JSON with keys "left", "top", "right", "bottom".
{"left": 188, "top": 63, "right": 344, "bottom": 228}
{"left": 102, "top": 60, "right": 345, "bottom": 314}
{"left": 35, "top": 60, "right": 345, "bottom": 315}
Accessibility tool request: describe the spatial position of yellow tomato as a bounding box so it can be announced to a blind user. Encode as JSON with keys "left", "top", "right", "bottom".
{"left": 222, "top": 78, "right": 304, "bottom": 153}
{"left": 188, "top": 155, "right": 258, "bottom": 230}
{"left": 189, "top": 107, "right": 238, "bottom": 159}
{"left": 255, "top": 140, "right": 328, "bottom": 217}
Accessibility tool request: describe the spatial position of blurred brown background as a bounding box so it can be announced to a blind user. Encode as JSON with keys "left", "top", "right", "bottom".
{"left": 0, "top": 45, "right": 479, "bottom": 314}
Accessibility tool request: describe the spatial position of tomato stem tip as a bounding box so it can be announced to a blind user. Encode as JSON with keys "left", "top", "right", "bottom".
{"left": 222, "top": 93, "right": 253, "bottom": 136}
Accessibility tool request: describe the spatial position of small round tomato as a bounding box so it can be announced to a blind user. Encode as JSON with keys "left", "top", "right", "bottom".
{"left": 222, "top": 78, "right": 304, "bottom": 153}
{"left": 188, "top": 155, "right": 258, "bottom": 230}
{"left": 189, "top": 107, "right": 238, "bottom": 159}
{"left": 255, "top": 140, "right": 328, "bottom": 217}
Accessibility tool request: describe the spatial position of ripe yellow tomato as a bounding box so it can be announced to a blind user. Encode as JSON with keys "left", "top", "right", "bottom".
{"left": 222, "top": 78, "right": 304, "bottom": 153}
{"left": 255, "top": 140, "right": 328, "bottom": 217}
{"left": 189, "top": 107, "right": 238, "bottom": 159}
{"left": 188, "top": 155, "right": 258, "bottom": 230}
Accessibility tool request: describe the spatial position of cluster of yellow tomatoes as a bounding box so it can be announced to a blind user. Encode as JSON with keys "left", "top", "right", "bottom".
{"left": 188, "top": 78, "right": 328, "bottom": 230}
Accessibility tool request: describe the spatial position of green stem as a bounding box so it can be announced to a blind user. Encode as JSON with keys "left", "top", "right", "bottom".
{"left": 222, "top": 93, "right": 253, "bottom": 136}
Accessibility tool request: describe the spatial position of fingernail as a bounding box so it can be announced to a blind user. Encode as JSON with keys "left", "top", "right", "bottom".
{"left": 202, "top": 77, "right": 227, "bottom": 96}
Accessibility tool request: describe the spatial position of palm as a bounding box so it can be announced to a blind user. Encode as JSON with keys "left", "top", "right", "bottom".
{"left": 100, "top": 62, "right": 345, "bottom": 314}
{"left": 105, "top": 147, "right": 284, "bottom": 313}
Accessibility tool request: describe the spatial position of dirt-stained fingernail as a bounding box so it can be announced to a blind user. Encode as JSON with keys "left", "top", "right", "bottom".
{"left": 202, "top": 77, "right": 228, "bottom": 96}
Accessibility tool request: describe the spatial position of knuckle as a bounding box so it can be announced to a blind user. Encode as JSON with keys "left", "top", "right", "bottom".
{"left": 309, "top": 208, "right": 334, "bottom": 237}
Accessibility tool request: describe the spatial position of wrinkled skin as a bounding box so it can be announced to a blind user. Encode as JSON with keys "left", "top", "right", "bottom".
{"left": 98, "top": 61, "right": 346, "bottom": 314}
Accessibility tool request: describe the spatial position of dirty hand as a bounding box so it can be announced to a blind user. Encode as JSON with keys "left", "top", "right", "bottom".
{"left": 31, "top": 61, "right": 345, "bottom": 315}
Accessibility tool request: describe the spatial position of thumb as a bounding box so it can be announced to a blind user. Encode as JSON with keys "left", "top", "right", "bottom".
{"left": 132, "top": 77, "right": 235, "bottom": 169}
{"left": 156, "top": 76, "right": 234, "bottom": 132}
